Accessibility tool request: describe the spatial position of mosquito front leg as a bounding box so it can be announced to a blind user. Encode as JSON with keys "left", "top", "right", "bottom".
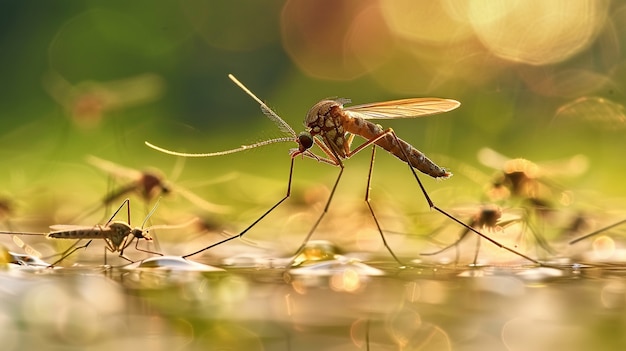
{"left": 290, "top": 163, "right": 345, "bottom": 260}
{"left": 182, "top": 157, "right": 297, "bottom": 259}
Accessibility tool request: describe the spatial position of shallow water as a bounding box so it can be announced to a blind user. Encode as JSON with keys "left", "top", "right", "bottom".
{"left": 2, "top": 254, "right": 626, "bottom": 351}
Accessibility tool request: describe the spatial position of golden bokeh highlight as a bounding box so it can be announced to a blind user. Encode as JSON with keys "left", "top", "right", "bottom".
{"left": 281, "top": 0, "right": 394, "bottom": 80}
{"left": 467, "top": 0, "right": 609, "bottom": 66}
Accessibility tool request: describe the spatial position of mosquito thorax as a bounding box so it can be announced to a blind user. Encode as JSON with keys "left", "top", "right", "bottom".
{"left": 304, "top": 99, "right": 345, "bottom": 133}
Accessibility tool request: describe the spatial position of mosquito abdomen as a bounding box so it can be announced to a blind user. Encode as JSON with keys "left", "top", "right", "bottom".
{"left": 346, "top": 117, "right": 451, "bottom": 179}
{"left": 47, "top": 229, "right": 108, "bottom": 239}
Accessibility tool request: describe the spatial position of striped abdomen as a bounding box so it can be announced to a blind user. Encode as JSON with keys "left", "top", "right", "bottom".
{"left": 47, "top": 227, "right": 112, "bottom": 239}
{"left": 345, "top": 117, "right": 451, "bottom": 179}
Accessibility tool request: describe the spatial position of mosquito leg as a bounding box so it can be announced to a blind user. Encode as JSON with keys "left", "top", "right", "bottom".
{"left": 421, "top": 228, "right": 471, "bottom": 257}
{"left": 291, "top": 164, "right": 344, "bottom": 260}
{"left": 472, "top": 235, "right": 481, "bottom": 265}
{"left": 134, "top": 236, "right": 163, "bottom": 256}
{"left": 107, "top": 198, "right": 131, "bottom": 226}
{"left": 182, "top": 158, "right": 297, "bottom": 259}
{"left": 383, "top": 129, "right": 542, "bottom": 265}
{"left": 363, "top": 145, "right": 406, "bottom": 266}
{"left": 48, "top": 240, "right": 93, "bottom": 267}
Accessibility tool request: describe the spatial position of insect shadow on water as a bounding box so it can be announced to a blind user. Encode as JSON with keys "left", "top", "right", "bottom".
{"left": 0, "top": 199, "right": 167, "bottom": 266}
{"left": 146, "top": 74, "right": 540, "bottom": 266}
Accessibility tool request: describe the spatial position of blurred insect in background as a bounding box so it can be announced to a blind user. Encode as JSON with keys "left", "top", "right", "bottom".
{"left": 0, "top": 199, "right": 168, "bottom": 266}
{"left": 420, "top": 204, "right": 554, "bottom": 265}
{"left": 478, "top": 147, "right": 588, "bottom": 208}
{"left": 85, "top": 155, "right": 230, "bottom": 214}
{"left": 146, "top": 74, "right": 539, "bottom": 265}
{"left": 478, "top": 147, "right": 590, "bottom": 249}
{"left": 42, "top": 70, "right": 165, "bottom": 130}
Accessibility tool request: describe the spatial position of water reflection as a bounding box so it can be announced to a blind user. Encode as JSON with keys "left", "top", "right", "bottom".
{"left": 1, "top": 261, "right": 626, "bottom": 350}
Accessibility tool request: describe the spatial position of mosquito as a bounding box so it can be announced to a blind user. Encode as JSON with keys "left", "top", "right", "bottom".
{"left": 145, "top": 74, "right": 540, "bottom": 266}
{"left": 478, "top": 147, "right": 588, "bottom": 205}
{"left": 0, "top": 199, "right": 164, "bottom": 266}
{"left": 86, "top": 155, "right": 230, "bottom": 214}
{"left": 421, "top": 204, "right": 553, "bottom": 264}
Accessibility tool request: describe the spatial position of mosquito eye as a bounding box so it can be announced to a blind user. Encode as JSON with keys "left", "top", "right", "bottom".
{"left": 298, "top": 132, "right": 314, "bottom": 151}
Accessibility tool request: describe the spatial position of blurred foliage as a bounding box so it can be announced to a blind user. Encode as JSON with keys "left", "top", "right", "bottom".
{"left": 2, "top": 2, "right": 626, "bottom": 351}
{"left": 0, "top": 0, "right": 625, "bottom": 245}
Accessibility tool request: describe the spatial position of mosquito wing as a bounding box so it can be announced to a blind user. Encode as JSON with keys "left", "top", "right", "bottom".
{"left": 166, "top": 181, "right": 231, "bottom": 214}
{"left": 49, "top": 224, "right": 102, "bottom": 232}
{"left": 344, "top": 98, "right": 460, "bottom": 120}
{"left": 478, "top": 147, "right": 589, "bottom": 178}
{"left": 87, "top": 155, "right": 143, "bottom": 180}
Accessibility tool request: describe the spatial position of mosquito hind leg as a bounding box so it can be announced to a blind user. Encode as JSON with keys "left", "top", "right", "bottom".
{"left": 107, "top": 198, "right": 132, "bottom": 226}
{"left": 382, "top": 129, "right": 542, "bottom": 265}
{"left": 48, "top": 239, "right": 93, "bottom": 267}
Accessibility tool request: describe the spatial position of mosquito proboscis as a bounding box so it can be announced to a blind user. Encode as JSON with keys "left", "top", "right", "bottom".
{"left": 146, "top": 74, "right": 541, "bottom": 266}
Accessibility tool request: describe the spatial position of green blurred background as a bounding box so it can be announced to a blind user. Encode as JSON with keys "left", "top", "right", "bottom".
{"left": 1, "top": 0, "right": 625, "bottom": 244}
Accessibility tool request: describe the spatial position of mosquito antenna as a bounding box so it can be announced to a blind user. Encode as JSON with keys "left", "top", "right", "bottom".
{"left": 229, "top": 74, "right": 296, "bottom": 136}
{"left": 145, "top": 137, "right": 295, "bottom": 158}
{"left": 141, "top": 197, "right": 161, "bottom": 229}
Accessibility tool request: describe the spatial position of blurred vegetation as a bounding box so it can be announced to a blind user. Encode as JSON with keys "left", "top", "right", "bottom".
{"left": 0, "top": 0, "right": 625, "bottom": 245}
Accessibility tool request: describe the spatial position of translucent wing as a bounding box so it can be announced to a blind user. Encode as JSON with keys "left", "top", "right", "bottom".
{"left": 49, "top": 224, "right": 102, "bottom": 232}
{"left": 87, "top": 155, "right": 143, "bottom": 180}
{"left": 344, "top": 98, "right": 460, "bottom": 120}
{"left": 166, "top": 182, "right": 231, "bottom": 214}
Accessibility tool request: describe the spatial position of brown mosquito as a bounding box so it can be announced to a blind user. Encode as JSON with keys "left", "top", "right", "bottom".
{"left": 145, "top": 74, "right": 540, "bottom": 266}
{"left": 86, "top": 155, "right": 229, "bottom": 214}
{"left": 0, "top": 199, "right": 164, "bottom": 266}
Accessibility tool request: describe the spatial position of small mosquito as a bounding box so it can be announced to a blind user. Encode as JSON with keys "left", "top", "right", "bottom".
{"left": 86, "top": 155, "right": 230, "bottom": 214}
{"left": 42, "top": 70, "right": 165, "bottom": 129}
{"left": 0, "top": 199, "right": 164, "bottom": 266}
{"left": 146, "top": 74, "right": 539, "bottom": 265}
{"left": 478, "top": 147, "right": 588, "bottom": 205}
{"left": 421, "top": 204, "right": 553, "bottom": 264}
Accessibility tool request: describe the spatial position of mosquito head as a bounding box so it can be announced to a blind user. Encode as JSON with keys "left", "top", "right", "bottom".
{"left": 132, "top": 228, "right": 152, "bottom": 241}
{"left": 297, "top": 131, "right": 314, "bottom": 152}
